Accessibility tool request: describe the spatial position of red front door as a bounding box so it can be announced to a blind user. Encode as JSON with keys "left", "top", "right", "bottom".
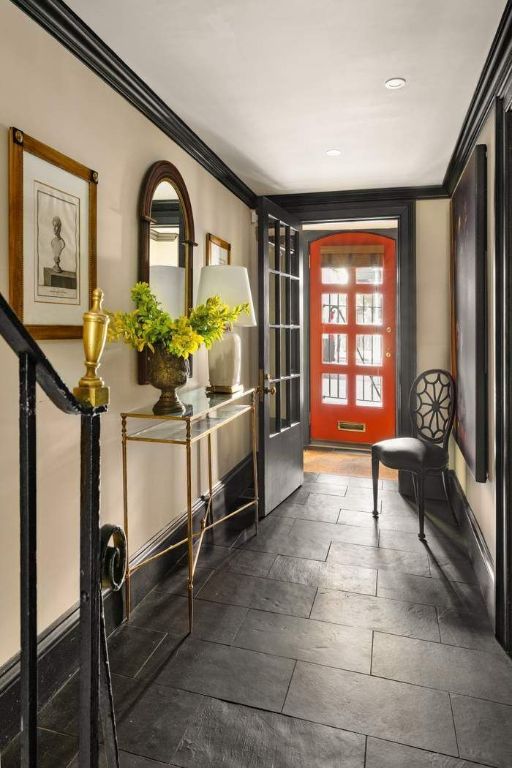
{"left": 310, "top": 232, "right": 396, "bottom": 446}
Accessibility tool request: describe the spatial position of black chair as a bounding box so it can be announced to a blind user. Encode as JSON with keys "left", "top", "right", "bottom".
{"left": 371, "top": 369, "right": 456, "bottom": 541}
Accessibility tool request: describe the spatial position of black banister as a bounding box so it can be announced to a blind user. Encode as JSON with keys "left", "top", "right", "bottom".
{"left": 0, "top": 291, "right": 115, "bottom": 768}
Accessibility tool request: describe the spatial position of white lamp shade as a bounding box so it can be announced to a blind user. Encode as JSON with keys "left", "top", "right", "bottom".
{"left": 196, "top": 265, "right": 257, "bottom": 327}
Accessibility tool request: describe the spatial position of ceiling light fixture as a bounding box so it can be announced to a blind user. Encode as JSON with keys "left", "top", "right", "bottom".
{"left": 326, "top": 149, "right": 341, "bottom": 157}
{"left": 385, "top": 77, "right": 406, "bottom": 90}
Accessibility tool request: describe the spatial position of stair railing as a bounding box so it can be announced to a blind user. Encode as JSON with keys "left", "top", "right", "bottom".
{"left": 0, "top": 289, "right": 121, "bottom": 768}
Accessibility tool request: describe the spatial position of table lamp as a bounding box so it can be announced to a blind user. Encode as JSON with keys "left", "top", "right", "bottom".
{"left": 196, "top": 265, "right": 256, "bottom": 392}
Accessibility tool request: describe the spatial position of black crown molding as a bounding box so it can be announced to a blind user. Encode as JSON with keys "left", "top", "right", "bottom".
{"left": 10, "top": 0, "right": 256, "bottom": 208}
{"left": 443, "top": 0, "right": 512, "bottom": 195}
{"left": 268, "top": 185, "right": 447, "bottom": 220}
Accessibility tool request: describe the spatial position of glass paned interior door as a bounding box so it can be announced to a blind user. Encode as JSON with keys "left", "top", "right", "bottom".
{"left": 268, "top": 217, "right": 301, "bottom": 436}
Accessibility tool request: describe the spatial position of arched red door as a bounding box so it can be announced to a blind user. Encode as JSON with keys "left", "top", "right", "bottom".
{"left": 310, "top": 232, "right": 396, "bottom": 446}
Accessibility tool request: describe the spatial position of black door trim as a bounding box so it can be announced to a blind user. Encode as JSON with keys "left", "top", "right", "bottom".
{"left": 296, "top": 202, "right": 416, "bottom": 464}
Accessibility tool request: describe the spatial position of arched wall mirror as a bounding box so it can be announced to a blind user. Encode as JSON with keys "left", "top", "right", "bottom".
{"left": 138, "top": 160, "right": 195, "bottom": 384}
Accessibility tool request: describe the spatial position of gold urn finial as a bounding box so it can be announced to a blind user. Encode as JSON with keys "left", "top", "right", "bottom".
{"left": 74, "top": 288, "right": 110, "bottom": 407}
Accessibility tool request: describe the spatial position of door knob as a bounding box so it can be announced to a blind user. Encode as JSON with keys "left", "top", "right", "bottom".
{"left": 259, "top": 371, "right": 277, "bottom": 397}
{"left": 385, "top": 351, "right": 391, "bottom": 358}
{"left": 264, "top": 384, "right": 277, "bottom": 396}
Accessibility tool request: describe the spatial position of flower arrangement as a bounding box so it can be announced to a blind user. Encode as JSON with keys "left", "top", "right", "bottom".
{"left": 107, "top": 282, "right": 248, "bottom": 359}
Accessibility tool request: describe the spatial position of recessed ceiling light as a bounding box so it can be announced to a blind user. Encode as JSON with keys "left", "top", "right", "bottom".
{"left": 385, "top": 77, "right": 406, "bottom": 90}
{"left": 326, "top": 149, "right": 341, "bottom": 157}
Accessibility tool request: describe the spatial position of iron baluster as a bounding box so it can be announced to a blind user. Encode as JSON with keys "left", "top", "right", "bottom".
{"left": 19, "top": 352, "right": 37, "bottom": 768}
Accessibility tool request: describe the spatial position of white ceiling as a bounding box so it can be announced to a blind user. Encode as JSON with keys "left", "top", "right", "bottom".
{"left": 66, "top": 0, "right": 506, "bottom": 195}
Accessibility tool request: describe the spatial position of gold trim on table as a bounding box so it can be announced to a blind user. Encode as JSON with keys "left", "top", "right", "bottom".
{"left": 121, "top": 386, "right": 258, "bottom": 629}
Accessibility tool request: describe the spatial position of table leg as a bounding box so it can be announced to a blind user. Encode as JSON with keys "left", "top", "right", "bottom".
{"left": 121, "top": 416, "right": 131, "bottom": 619}
{"left": 207, "top": 433, "right": 213, "bottom": 525}
{"left": 251, "top": 392, "right": 259, "bottom": 534}
{"left": 186, "top": 427, "right": 193, "bottom": 632}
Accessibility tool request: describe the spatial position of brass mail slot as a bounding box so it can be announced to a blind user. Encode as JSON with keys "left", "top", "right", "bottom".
{"left": 337, "top": 421, "right": 366, "bottom": 432}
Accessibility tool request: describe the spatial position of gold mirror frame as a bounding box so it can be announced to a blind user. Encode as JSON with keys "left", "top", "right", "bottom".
{"left": 138, "top": 160, "right": 196, "bottom": 384}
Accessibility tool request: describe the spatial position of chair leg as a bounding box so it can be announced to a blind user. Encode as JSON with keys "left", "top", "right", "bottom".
{"left": 371, "top": 449, "right": 379, "bottom": 518}
{"left": 442, "top": 470, "right": 458, "bottom": 527}
{"left": 417, "top": 474, "right": 426, "bottom": 541}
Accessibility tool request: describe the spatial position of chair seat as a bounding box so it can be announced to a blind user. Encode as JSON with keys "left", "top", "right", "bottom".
{"left": 373, "top": 437, "right": 448, "bottom": 472}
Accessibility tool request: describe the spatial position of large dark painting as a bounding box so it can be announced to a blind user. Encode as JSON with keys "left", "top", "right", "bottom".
{"left": 451, "top": 144, "right": 487, "bottom": 483}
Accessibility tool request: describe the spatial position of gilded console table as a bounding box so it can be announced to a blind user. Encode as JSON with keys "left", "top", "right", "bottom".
{"left": 121, "top": 386, "right": 258, "bottom": 629}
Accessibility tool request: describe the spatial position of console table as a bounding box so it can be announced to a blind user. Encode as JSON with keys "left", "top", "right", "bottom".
{"left": 120, "top": 387, "right": 258, "bottom": 629}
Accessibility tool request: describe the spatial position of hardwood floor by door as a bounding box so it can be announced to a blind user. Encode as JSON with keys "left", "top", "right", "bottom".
{"left": 305, "top": 448, "right": 398, "bottom": 479}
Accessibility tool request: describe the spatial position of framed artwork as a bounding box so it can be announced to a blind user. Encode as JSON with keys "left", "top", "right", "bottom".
{"left": 9, "top": 127, "right": 98, "bottom": 339}
{"left": 451, "top": 143, "right": 487, "bottom": 482}
{"left": 206, "top": 233, "right": 231, "bottom": 266}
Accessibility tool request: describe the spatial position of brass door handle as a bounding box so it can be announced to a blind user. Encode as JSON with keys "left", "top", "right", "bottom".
{"left": 385, "top": 351, "right": 392, "bottom": 358}
{"left": 263, "top": 384, "right": 277, "bottom": 396}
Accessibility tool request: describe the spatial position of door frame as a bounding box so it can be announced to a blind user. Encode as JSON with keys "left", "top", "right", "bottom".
{"left": 299, "top": 202, "right": 416, "bottom": 475}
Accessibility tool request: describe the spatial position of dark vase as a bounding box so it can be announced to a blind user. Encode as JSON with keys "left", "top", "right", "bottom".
{"left": 147, "top": 345, "right": 189, "bottom": 414}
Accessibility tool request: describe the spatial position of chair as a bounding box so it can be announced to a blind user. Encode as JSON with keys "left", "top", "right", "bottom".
{"left": 371, "top": 369, "right": 456, "bottom": 541}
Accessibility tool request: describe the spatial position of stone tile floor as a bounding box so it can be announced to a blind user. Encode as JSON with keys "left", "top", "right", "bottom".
{"left": 4, "top": 472, "right": 512, "bottom": 767}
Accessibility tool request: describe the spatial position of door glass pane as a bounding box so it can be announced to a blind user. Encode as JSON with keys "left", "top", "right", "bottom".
{"left": 269, "top": 272, "right": 278, "bottom": 325}
{"left": 356, "top": 375, "right": 383, "bottom": 407}
{"left": 279, "top": 227, "right": 287, "bottom": 272}
{"left": 280, "top": 379, "right": 290, "bottom": 429}
{"left": 270, "top": 381, "right": 280, "bottom": 434}
{"left": 356, "top": 293, "right": 383, "bottom": 325}
{"left": 290, "top": 377, "right": 300, "bottom": 424}
{"left": 290, "top": 279, "right": 299, "bottom": 325}
{"left": 270, "top": 328, "right": 278, "bottom": 379}
{"left": 322, "top": 266, "right": 349, "bottom": 285}
{"left": 281, "top": 275, "right": 289, "bottom": 325}
{"left": 281, "top": 328, "right": 289, "bottom": 375}
{"left": 290, "top": 229, "right": 299, "bottom": 276}
{"left": 322, "top": 333, "right": 347, "bottom": 364}
{"left": 356, "top": 266, "right": 383, "bottom": 285}
{"left": 356, "top": 334, "right": 382, "bottom": 366}
{"left": 290, "top": 329, "right": 300, "bottom": 373}
{"left": 322, "top": 293, "right": 347, "bottom": 324}
{"left": 268, "top": 218, "right": 278, "bottom": 271}
{"left": 322, "top": 373, "right": 348, "bottom": 405}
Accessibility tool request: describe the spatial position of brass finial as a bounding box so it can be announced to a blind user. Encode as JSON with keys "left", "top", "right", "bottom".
{"left": 74, "top": 288, "right": 110, "bottom": 407}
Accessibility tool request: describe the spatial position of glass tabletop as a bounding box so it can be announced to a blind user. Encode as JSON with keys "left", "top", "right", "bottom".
{"left": 121, "top": 386, "right": 255, "bottom": 422}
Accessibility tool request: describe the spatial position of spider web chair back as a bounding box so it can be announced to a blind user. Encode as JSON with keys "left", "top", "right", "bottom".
{"left": 409, "top": 369, "right": 455, "bottom": 450}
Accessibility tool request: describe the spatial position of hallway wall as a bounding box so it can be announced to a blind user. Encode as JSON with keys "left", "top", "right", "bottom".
{"left": 0, "top": 1, "right": 256, "bottom": 666}
{"left": 452, "top": 107, "right": 497, "bottom": 564}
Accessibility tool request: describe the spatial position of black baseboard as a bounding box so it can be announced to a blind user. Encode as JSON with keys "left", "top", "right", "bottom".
{"left": 0, "top": 454, "right": 254, "bottom": 750}
{"left": 446, "top": 470, "right": 495, "bottom": 624}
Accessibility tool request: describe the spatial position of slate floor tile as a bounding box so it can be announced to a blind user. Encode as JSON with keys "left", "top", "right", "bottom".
{"left": 156, "top": 565, "right": 214, "bottom": 596}
{"left": 306, "top": 488, "right": 348, "bottom": 502}
{"left": 328, "top": 540, "right": 430, "bottom": 576}
{"left": 336, "top": 490, "right": 376, "bottom": 512}
{"left": 305, "top": 472, "right": 351, "bottom": 486}
{"left": 130, "top": 591, "right": 248, "bottom": 643}
{"left": 173, "top": 697, "right": 366, "bottom": 767}
{"left": 186, "top": 544, "right": 233, "bottom": 569}
{"left": 348, "top": 476, "right": 382, "bottom": 490}
{"left": 156, "top": 637, "right": 295, "bottom": 711}
{"left": 197, "top": 570, "right": 316, "bottom": 617}
{"left": 338, "top": 508, "right": 422, "bottom": 534}
{"left": 241, "top": 519, "right": 330, "bottom": 560}
{"left": 116, "top": 684, "right": 204, "bottom": 763}
{"left": 108, "top": 624, "right": 166, "bottom": 677}
{"left": 379, "top": 527, "right": 467, "bottom": 560}
{"left": 293, "top": 518, "right": 379, "bottom": 547}
{"left": 268, "top": 554, "right": 376, "bottom": 594}
{"left": 372, "top": 632, "right": 512, "bottom": 704}
{"left": 365, "top": 736, "right": 490, "bottom": 767}
{"left": 451, "top": 693, "right": 512, "bottom": 768}
{"left": 311, "top": 589, "right": 440, "bottom": 641}
{"left": 38, "top": 672, "right": 143, "bottom": 736}
{"left": 233, "top": 609, "right": 372, "bottom": 672}
{"left": 1, "top": 727, "right": 77, "bottom": 768}
{"left": 428, "top": 553, "right": 477, "bottom": 584}
{"left": 273, "top": 501, "right": 340, "bottom": 523}
{"left": 283, "top": 661, "right": 458, "bottom": 755}
{"left": 377, "top": 570, "right": 484, "bottom": 611}
{"left": 437, "top": 606, "right": 502, "bottom": 654}
{"left": 225, "top": 549, "right": 277, "bottom": 577}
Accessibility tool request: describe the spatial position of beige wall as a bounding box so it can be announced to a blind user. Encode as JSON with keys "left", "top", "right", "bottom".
{"left": 0, "top": 1, "right": 256, "bottom": 667}
{"left": 416, "top": 198, "right": 452, "bottom": 372}
{"left": 453, "top": 107, "right": 497, "bottom": 563}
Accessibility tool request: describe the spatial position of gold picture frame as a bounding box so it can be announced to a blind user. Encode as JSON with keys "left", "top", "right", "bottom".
{"left": 205, "top": 233, "right": 231, "bottom": 266}
{"left": 9, "top": 127, "right": 98, "bottom": 339}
